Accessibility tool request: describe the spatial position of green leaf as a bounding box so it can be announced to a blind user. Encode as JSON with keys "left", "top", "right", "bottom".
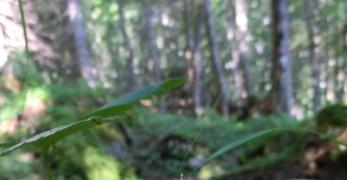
{"left": 0, "top": 78, "right": 185, "bottom": 156}
{"left": 203, "top": 127, "right": 347, "bottom": 165}
{"left": 88, "top": 77, "right": 185, "bottom": 118}
{"left": 0, "top": 142, "right": 16, "bottom": 149}
{"left": 0, "top": 116, "right": 125, "bottom": 156}
{"left": 203, "top": 128, "right": 296, "bottom": 164}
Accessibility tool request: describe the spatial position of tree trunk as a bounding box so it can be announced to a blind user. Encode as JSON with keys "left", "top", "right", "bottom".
{"left": 142, "top": 1, "right": 165, "bottom": 112}
{"left": 143, "top": 1, "right": 161, "bottom": 81}
{"left": 183, "top": 0, "right": 205, "bottom": 116}
{"left": 193, "top": 8, "right": 205, "bottom": 117}
{"left": 228, "top": 0, "right": 253, "bottom": 109}
{"left": 183, "top": 0, "right": 197, "bottom": 115}
{"left": 117, "top": 0, "right": 136, "bottom": 90}
{"left": 270, "top": 0, "right": 294, "bottom": 114}
{"left": 203, "top": 0, "right": 230, "bottom": 117}
{"left": 183, "top": 0, "right": 194, "bottom": 87}
{"left": 340, "top": 24, "right": 347, "bottom": 101}
{"left": 67, "top": 0, "right": 96, "bottom": 87}
{"left": 182, "top": 0, "right": 194, "bottom": 84}
{"left": 333, "top": 23, "right": 347, "bottom": 101}
{"left": 304, "top": 0, "right": 321, "bottom": 112}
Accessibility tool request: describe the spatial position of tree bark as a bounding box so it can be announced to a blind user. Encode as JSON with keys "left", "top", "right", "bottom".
{"left": 228, "top": 0, "right": 253, "bottom": 109}
{"left": 143, "top": 1, "right": 161, "bottom": 81}
{"left": 340, "top": 24, "right": 347, "bottom": 101}
{"left": 183, "top": 0, "right": 205, "bottom": 116}
{"left": 192, "top": 10, "right": 205, "bottom": 116}
{"left": 67, "top": 0, "right": 96, "bottom": 87}
{"left": 183, "top": 0, "right": 194, "bottom": 86}
{"left": 304, "top": 0, "right": 321, "bottom": 112}
{"left": 117, "top": 0, "right": 136, "bottom": 90}
{"left": 270, "top": 0, "right": 294, "bottom": 114}
{"left": 203, "top": 0, "right": 230, "bottom": 117}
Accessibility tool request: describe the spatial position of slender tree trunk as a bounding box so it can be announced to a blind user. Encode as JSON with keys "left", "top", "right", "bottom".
{"left": 228, "top": 6, "right": 244, "bottom": 108}
{"left": 183, "top": 0, "right": 194, "bottom": 87}
{"left": 324, "top": 42, "right": 334, "bottom": 102}
{"left": 143, "top": 1, "right": 161, "bottom": 81}
{"left": 340, "top": 24, "right": 347, "bottom": 101}
{"left": 117, "top": 0, "right": 136, "bottom": 90}
{"left": 142, "top": 1, "right": 165, "bottom": 112}
{"left": 67, "top": 0, "right": 96, "bottom": 87}
{"left": 105, "top": 23, "right": 120, "bottom": 69}
{"left": 270, "top": 0, "right": 294, "bottom": 114}
{"left": 193, "top": 8, "right": 205, "bottom": 116}
{"left": 203, "top": 0, "right": 230, "bottom": 117}
{"left": 183, "top": 0, "right": 198, "bottom": 115}
{"left": 319, "top": 11, "right": 331, "bottom": 104}
{"left": 228, "top": 0, "right": 253, "bottom": 109}
{"left": 304, "top": 0, "right": 321, "bottom": 112}
{"left": 333, "top": 23, "right": 347, "bottom": 101}
{"left": 183, "top": 1, "right": 205, "bottom": 116}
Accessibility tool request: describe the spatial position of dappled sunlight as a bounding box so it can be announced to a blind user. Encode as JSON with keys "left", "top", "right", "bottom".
{"left": 17, "top": 152, "right": 34, "bottom": 162}
{"left": 0, "top": 118, "right": 19, "bottom": 134}
{"left": 83, "top": 147, "right": 122, "bottom": 180}
{"left": 3, "top": 74, "right": 21, "bottom": 93}
{"left": 291, "top": 105, "right": 304, "bottom": 119}
{"left": 0, "top": 84, "right": 50, "bottom": 133}
{"left": 20, "top": 88, "right": 49, "bottom": 128}
{"left": 198, "top": 163, "right": 224, "bottom": 179}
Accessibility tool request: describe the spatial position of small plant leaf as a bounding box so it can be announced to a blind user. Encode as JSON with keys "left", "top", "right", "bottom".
{"left": 88, "top": 77, "right": 185, "bottom": 118}
{"left": 0, "top": 116, "right": 125, "bottom": 156}
{"left": 0, "top": 142, "right": 16, "bottom": 149}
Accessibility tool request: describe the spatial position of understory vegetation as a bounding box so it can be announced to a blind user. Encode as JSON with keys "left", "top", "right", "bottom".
{"left": 1, "top": 0, "right": 347, "bottom": 179}
{"left": 1, "top": 58, "right": 347, "bottom": 179}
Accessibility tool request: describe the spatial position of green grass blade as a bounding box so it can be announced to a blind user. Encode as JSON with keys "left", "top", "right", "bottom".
{"left": 203, "top": 128, "right": 297, "bottom": 164}
{"left": 203, "top": 127, "right": 347, "bottom": 166}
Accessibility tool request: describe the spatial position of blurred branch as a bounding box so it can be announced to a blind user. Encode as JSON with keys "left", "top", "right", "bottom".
{"left": 17, "top": 0, "right": 29, "bottom": 54}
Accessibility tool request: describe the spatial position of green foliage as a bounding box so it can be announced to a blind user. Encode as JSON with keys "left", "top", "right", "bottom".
{"left": 134, "top": 109, "right": 347, "bottom": 178}
{"left": 316, "top": 103, "right": 347, "bottom": 132}
{"left": 82, "top": 147, "right": 137, "bottom": 180}
{"left": 0, "top": 78, "right": 185, "bottom": 156}
{"left": 89, "top": 77, "right": 185, "bottom": 118}
{"left": 0, "top": 116, "right": 125, "bottom": 156}
{"left": 135, "top": 109, "right": 303, "bottom": 176}
{"left": 203, "top": 127, "right": 303, "bottom": 164}
{"left": 48, "top": 132, "right": 112, "bottom": 179}
{"left": 0, "top": 151, "right": 40, "bottom": 179}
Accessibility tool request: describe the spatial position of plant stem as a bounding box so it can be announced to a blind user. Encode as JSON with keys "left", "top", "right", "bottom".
{"left": 17, "top": 0, "right": 29, "bottom": 54}
{"left": 43, "top": 147, "right": 53, "bottom": 180}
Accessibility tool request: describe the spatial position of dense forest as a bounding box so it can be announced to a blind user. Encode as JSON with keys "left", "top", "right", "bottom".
{"left": 1, "top": 0, "right": 347, "bottom": 179}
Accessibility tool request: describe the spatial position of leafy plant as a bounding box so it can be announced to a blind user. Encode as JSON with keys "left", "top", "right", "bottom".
{"left": 201, "top": 127, "right": 347, "bottom": 167}
{"left": 0, "top": 78, "right": 185, "bottom": 156}
{"left": 316, "top": 103, "right": 347, "bottom": 131}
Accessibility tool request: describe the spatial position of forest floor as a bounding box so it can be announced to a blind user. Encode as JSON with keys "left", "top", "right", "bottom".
{"left": 109, "top": 109, "right": 347, "bottom": 180}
